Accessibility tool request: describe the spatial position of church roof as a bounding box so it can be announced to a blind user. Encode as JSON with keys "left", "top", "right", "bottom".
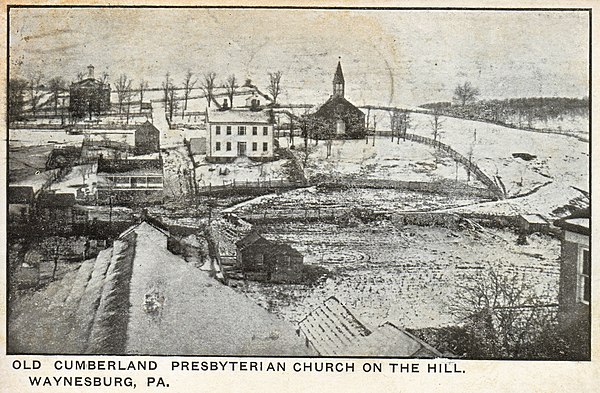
{"left": 333, "top": 61, "right": 345, "bottom": 84}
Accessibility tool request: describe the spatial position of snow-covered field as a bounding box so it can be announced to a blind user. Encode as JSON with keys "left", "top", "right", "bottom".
{"left": 226, "top": 186, "right": 486, "bottom": 215}
{"left": 370, "top": 111, "right": 590, "bottom": 218}
{"left": 239, "top": 221, "right": 560, "bottom": 330}
{"left": 287, "top": 136, "right": 483, "bottom": 186}
{"left": 194, "top": 156, "right": 291, "bottom": 189}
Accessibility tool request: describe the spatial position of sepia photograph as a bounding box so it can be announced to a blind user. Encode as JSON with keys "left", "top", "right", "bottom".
{"left": 5, "top": 5, "right": 591, "bottom": 361}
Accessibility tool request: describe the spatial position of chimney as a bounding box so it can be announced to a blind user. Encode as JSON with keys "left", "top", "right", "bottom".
{"left": 222, "top": 99, "right": 229, "bottom": 110}
{"left": 87, "top": 65, "right": 95, "bottom": 79}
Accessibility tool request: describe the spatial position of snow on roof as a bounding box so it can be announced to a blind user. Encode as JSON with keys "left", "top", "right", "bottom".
{"left": 344, "top": 322, "right": 442, "bottom": 358}
{"left": 520, "top": 214, "right": 548, "bottom": 224}
{"left": 207, "top": 108, "right": 273, "bottom": 124}
{"left": 298, "top": 296, "right": 442, "bottom": 357}
{"left": 124, "top": 221, "right": 310, "bottom": 355}
{"left": 9, "top": 221, "right": 310, "bottom": 355}
{"left": 298, "top": 296, "right": 371, "bottom": 356}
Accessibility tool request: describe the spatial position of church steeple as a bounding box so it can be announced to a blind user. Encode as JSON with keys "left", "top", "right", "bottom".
{"left": 333, "top": 59, "right": 345, "bottom": 98}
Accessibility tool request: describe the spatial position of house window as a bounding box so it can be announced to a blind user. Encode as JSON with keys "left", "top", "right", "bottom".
{"left": 226, "top": 126, "right": 232, "bottom": 135}
{"left": 263, "top": 142, "right": 268, "bottom": 152}
{"left": 263, "top": 126, "right": 268, "bottom": 135}
{"left": 215, "top": 125, "right": 221, "bottom": 135}
{"left": 252, "top": 142, "right": 257, "bottom": 151}
{"left": 578, "top": 248, "right": 590, "bottom": 304}
{"left": 226, "top": 142, "right": 232, "bottom": 151}
{"left": 252, "top": 126, "right": 258, "bottom": 135}
{"left": 238, "top": 126, "right": 246, "bottom": 135}
{"left": 215, "top": 142, "right": 221, "bottom": 151}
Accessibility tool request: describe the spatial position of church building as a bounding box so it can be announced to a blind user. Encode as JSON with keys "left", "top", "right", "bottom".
{"left": 310, "top": 60, "right": 365, "bottom": 139}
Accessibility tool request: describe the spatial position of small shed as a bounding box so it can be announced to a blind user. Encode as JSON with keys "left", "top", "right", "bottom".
{"left": 518, "top": 214, "right": 550, "bottom": 234}
{"left": 236, "top": 231, "right": 304, "bottom": 282}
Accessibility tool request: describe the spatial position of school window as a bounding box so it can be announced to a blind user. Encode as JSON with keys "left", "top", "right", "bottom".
{"left": 215, "top": 142, "right": 221, "bottom": 151}
{"left": 263, "top": 126, "right": 268, "bottom": 135}
{"left": 578, "top": 248, "right": 590, "bottom": 304}
{"left": 226, "top": 126, "right": 232, "bottom": 135}
{"left": 226, "top": 142, "right": 232, "bottom": 151}
{"left": 252, "top": 126, "right": 258, "bottom": 135}
{"left": 252, "top": 142, "right": 257, "bottom": 151}
{"left": 238, "top": 126, "right": 246, "bottom": 135}
{"left": 215, "top": 125, "right": 221, "bottom": 135}
{"left": 263, "top": 142, "right": 268, "bottom": 152}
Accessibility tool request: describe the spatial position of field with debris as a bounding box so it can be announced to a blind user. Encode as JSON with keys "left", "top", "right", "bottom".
{"left": 238, "top": 220, "right": 561, "bottom": 331}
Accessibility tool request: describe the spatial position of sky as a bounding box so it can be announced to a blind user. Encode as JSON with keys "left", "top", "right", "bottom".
{"left": 9, "top": 7, "right": 589, "bottom": 106}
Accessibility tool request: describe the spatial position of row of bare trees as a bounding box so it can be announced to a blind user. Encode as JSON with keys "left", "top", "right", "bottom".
{"left": 160, "top": 70, "right": 284, "bottom": 122}
{"left": 10, "top": 68, "right": 284, "bottom": 123}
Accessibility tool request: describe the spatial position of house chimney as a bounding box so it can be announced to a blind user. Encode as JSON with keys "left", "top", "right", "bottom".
{"left": 87, "top": 65, "right": 95, "bottom": 79}
{"left": 222, "top": 99, "right": 229, "bottom": 110}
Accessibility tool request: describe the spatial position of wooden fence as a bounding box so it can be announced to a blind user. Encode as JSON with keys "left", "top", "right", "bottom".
{"left": 374, "top": 132, "right": 505, "bottom": 199}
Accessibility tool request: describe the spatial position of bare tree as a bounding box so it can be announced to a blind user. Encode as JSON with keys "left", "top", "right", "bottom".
{"left": 115, "top": 74, "right": 133, "bottom": 114}
{"left": 28, "top": 73, "right": 44, "bottom": 117}
{"left": 224, "top": 74, "right": 237, "bottom": 108}
{"left": 166, "top": 84, "right": 178, "bottom": 123}
{"left": 40, "top": 237, "right": 70, "bottom": 281}
{"left": 200, "top": 72, "right": 217, "bottom": 108}
{"left": 453, "top": 81, "right": 480, "bottom": 106}
{"left": 138, "top": 80, "right": 148, "bottom": 112}
{"left": 48, "top": 77, "right": 66, "bottom": 115}
{"left": 162, "top": 72, "right": 171, "bottom": 109}
{"left": 430, "top": 110, "right": 445, "bottom": 141}
{"left": 182, "top": 70, "right": 196, "bottom": 118}
{"left": 268, "top": 71, "right": 283, "bottom": 105}
{"left": 450, "top": 266, "right": 557, "bottom": 359}
{"left": 8, "top": 78, "right": 28, "bottom": 121}
{"left": 76, "top": 71, "right": 85, "bottom": 82}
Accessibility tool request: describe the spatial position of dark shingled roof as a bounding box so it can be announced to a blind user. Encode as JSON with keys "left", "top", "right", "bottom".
{"left": 37, "top": 192, "right": 76, "bottom": 208}
{"left": 8, "top": 186, "right": 35, "bottom": 204}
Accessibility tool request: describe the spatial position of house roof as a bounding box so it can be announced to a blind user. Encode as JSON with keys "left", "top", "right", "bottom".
{"left": 8, "top": 186, "right": 35, "bottom": 204}
{"left": 207, "top": 108, "right": 273, "bottom": 124}
{"left": 235, "top": 230, "right": 264, "bottom": 249}
{"left": 554, "top": 208, "right": 590, "bottom": 236}
{"left": 313, "top": 95, "right": 364, "bottom": 118}
{"left": 9, "top": 220, "right": 311, "bottom": 356}
{"left": 37, "top": 192, "right": 77, "bottom": 207}
{"left": 298, "top": 296, "right": 442, "bottom": 357}
{"left": 344, "top": 322, "right": 443, "bottom": 358}
{"left": 520, "top": 214, "right": 548, "bottom": 225}
{"left": 135, "top": 121, "right": 160, "bottom": 136}
{"left": 298, "top": 296, "right": 372, "bottom": 356}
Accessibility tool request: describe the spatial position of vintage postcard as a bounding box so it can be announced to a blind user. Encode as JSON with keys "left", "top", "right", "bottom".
{"left": 1, "top": 2, "right": 597, "bottom": 392}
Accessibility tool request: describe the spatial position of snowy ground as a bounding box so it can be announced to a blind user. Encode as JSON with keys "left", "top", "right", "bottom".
{"left": 238, "top": 221, "right": 561, "bottom": 330}
{"left": 225, "top": 186, "right": 486, "bottom": 215}
{"left": 360, "top": 111, "right": 589, "bottom": 218}
{"left": 194, "top": 156, "right": 292, "bottom": 190}
{"left": 285, "top": 136, "right": 483, "bottom": 186}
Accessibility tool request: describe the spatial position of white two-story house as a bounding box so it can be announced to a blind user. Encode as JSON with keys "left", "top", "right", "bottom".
{"left": 206, "top": 108, "right": 275, "bottom": 163}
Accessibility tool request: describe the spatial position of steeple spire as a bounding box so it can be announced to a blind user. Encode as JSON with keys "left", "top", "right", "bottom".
{"left": 333, "top": 58, "right": 345, "bottom": 98}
